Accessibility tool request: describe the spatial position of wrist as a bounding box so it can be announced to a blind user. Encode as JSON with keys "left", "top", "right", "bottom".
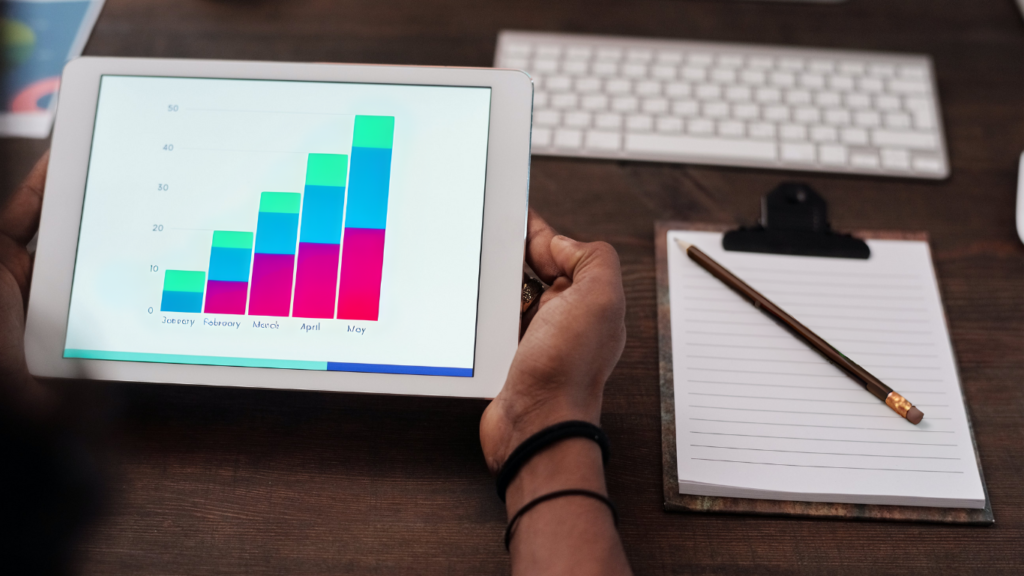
{"left": 504, "top": 437, "right": 606, "bottom": 516}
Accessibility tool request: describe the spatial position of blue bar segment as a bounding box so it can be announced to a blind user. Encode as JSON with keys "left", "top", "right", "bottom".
{"left": 343, "top": 147, "right": 393, "bottom": 230}
{"left": 160, "top": 291, "right": 203, "bottom": 313}
{"left": 326, "top": 361, "right": 473, "bottom": 377}
{"left": 299, "top": 184, "right": 346, "bottom": 244}
{"left": 254, "top": 212, "right": 300, "bottom": 255}
{"left": 208, "top": 247, "right": 252, "bottom": 282}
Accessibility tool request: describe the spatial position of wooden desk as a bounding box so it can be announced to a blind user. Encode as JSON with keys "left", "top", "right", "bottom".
{"left": 2, "top": 0, "right": 1022, "bottom": 573}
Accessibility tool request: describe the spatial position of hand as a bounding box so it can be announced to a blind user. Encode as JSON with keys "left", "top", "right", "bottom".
{"left": 479, "top": 209, "right": 626, "bottom": 473}
{"left": 0, "top": 151, "right": 53, "bottom": 421}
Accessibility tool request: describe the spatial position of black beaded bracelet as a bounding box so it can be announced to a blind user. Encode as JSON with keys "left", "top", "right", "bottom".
{"left": 504, "top": 489, "right": 618, "bottom": 551}
{"left": 495, "top": 420, "right": 610, "bottom": 502}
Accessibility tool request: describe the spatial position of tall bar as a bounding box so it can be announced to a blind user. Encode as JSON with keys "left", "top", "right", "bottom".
{"left": 204, "top": 231, "right": 254, "bottom": 315}
{"left": 337, "top": 116, "right": 394, "bottom": 321}
{"left": 248, "top": 192, "right": 300, "bottom": 316}
{"left": 292, "top": 153, "right": 348, "bottom": 318}
{"left": 161, "top": 270, "right": 205, "bottom": 313}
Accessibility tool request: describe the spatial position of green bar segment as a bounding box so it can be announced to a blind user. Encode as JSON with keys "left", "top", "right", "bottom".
{"left": 305, "top": 153, "right": 349, "bottom": 187}
{"left": 259, "top": 192, "right": 302, "bottom": 214}
{"left": 352, "top": 116, "right": 395, "bottom": 149}
{"left": 63, "top": 349, "right": 328, "bottom": 371}
{"left": 211, "top": 231, "right": 254, "bottom": 250}
{"left": 163, "top": 270, "right": 206, "bottom": 293}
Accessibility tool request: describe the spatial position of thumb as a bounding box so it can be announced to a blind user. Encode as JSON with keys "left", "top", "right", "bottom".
{"left": 549, "top": 235, "right": 621, "bottom": 286}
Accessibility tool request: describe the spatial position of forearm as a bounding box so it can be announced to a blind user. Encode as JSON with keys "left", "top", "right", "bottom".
{"left": 504, "top": 438, "right": 632, "bottom": 576}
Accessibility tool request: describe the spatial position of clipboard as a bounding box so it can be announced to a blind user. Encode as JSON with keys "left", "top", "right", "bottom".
{"left": 655, "top": 184, "right": 994, "bottom": 524}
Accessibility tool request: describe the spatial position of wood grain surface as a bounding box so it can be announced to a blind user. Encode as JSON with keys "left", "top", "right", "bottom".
{"left": 1, "top": 0, "right": 1022, "bottom": 574}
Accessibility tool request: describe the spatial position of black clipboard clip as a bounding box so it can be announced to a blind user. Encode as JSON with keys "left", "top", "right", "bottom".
{"left": 723, "top": 182, "right": 870, "bottom": 259}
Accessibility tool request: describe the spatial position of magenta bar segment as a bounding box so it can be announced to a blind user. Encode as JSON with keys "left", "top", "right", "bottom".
{"left": 204, "top": 281, "right": 248, "bottom": 314}
{"left": 248, "top": 253, "right": 295, "bottom": 316}
{"left": 336, "top": 228, "right": 386, "bottom": 321}
{"left": 292, "top": 242, "right": 341, "bottom": 318}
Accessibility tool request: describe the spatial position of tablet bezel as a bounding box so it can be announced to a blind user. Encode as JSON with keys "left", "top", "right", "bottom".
{"left": 24, "top": 57, "right": 533, "bottom": 399}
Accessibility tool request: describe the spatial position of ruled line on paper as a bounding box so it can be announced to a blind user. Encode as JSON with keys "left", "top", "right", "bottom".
{"left": 688, "top": 431, "right": 958, "bottom": 447}
{"left": 688, "top": 392, "right": 950, "bottom": 408}
{"left": 689, "top": 445, "right": 962, "bottom": 460}
{"left": 688, "top": 418, "right": 956, "bottom": 433}
{"left": 685, "top": 380, "right": 948, "bottom": 395}
{"left": 690, "top": 458, "right": 964, "bottom": 474}
{"left": 688, "top": 405, "right": 953, "bottom": 420}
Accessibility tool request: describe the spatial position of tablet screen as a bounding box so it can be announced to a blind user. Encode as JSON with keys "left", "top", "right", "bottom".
{"left": 63, "top": 75, "right": 491, "bottom": 377}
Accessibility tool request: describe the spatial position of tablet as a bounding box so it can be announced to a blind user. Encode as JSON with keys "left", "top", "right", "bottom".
{"left": 24, "top": 57, "right": 533, "bottom": 399}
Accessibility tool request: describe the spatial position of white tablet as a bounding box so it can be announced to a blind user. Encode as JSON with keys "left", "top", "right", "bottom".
{"left": 24, "top": 57, "right": 533, "bottom": 399}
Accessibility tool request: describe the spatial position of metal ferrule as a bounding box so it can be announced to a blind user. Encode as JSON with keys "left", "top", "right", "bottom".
{"left": 885, "top": 392, "right": 913, "bottom": 418}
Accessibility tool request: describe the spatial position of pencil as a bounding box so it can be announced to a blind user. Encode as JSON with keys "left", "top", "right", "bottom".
{"left": 674, "top": 237, "right": 924, "bottom": 425}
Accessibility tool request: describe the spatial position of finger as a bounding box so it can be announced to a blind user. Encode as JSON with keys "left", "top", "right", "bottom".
{"left": 548, "top": 236, "right": 625, "bottom": 317}
{"left": 524, "top": 208, "right": 561, "bottom": 284}
{"left": 0, "top": 150, "right": 49, "bottom": 245}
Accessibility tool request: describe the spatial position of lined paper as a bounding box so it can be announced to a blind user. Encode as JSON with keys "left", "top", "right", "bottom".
{"left": 668, "top": 231, "right": 985, "bottom": 508}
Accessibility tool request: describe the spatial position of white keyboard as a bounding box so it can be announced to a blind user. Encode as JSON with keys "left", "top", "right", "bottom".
{"left": 495, "top": 31, "right": 949, "bottom": 179}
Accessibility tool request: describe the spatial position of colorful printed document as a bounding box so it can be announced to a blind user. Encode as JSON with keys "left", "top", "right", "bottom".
{"left": 1, "top": 0, "right": 105, "bottom": 138}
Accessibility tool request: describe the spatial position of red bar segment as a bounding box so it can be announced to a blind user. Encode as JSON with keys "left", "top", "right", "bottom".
{"left": 248, "top": 253, "right": 295, "bottom": 316}
{"left": 204, "top": 280, "right": 248, "bottom": 314}
{"left": 336, "top": 228, "right": 386, "bottom": 321}
{"left": 292, "top": 242, "right": 341, "bottom": 319}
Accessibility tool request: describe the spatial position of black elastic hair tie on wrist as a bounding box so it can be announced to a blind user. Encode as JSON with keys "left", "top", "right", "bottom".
{"left": 495, "top": 420, "right": 610, "bottom": 502}
{"left": 504, "top": 489, "right": 617, "bottom": 551}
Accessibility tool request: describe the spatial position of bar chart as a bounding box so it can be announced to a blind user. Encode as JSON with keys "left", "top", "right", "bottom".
{"left": 158, "top": 115, "right": 396, "bottom": 321}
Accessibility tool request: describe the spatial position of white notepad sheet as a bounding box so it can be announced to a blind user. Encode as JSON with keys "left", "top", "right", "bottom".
{"left": 668, "top": 231, "right": 986, "bottom": 509}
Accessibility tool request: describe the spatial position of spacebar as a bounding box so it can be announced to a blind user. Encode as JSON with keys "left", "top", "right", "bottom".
{"left": 625, "top": 134, "right": 778, "bottom": 161}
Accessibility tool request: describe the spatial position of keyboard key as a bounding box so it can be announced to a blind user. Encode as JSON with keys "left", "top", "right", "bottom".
{"left": 536, "top": 110, "right": 561, "bottom": 126}
{"left": 585, "top": 131, "right": 621, "bottom": 151}
{"left": 748, "top": 56, "right": 773, "bottom": 69}
{"left": 756, "top": 88, "right": 782, "bottom": 103}
{"left": 845, "top": 93, "right": 871, "bottom": 109}
{"left": 666, "top": 82, "right": 692, "bottom": 97}
{"left": 652, "top": 65, "right": 677, "bottom": 80}
{"left": 672, "top": 100, "right": 699, "bottom": 116}
{"left": 704, "top": 102, "right": 730, "bottom": 118}
{"left": 505, "top": 43, "right": 531, "bottom": 57}
{"left": 565, "top": 111, "right": 592, "bottom": 128}
{"left": 534, "top": 91, "right": 549, "bottom": 108}
{"left": 815, "top": 92, "right": 841, "bottom": 107}
{"left": 872, "top": 129, "right": 939, "bottom": 150}
{"left": 657, "top": 51, "right": 684, "bottom": 64}
{"left": 581, "top": 94, "right": 609, "bottom": 111}
{"left": 623, "top": 63, "right": 647, "bottom": 78}
{"left": 839, "top": 61, "right": 866, "bottom": 75}
{"left": 696, "top": 85, "right": 723, "bottom": 100}
{"left": 688, "top": 53, "right": 713, "bottom": 66}
{"left": 504, "top": 57, "right": 529, "bottom": 70}
{"left": 875, "top": 95, "right": 901, "bottom": 110}
{"left": 687, "top": 118, "right": 715, "bottom": 135}
{"left": 824, "top": 109, "right": 851, "bottom": 125}
{"left": 718, "top": 54, "right": 744, "bottom": 68}
{"left": 858, "top": 77, "right": 884, "bottom": 93}
{"left": 593, "top": 61, "right": 618, "bottom": 76}
{"left": 819, "top": 144, "right": 848, "bottom": 165}
{"left": 627, "top": 49, "right": 653, "bottom": 62}
{"left": 899, "top": 65, "right": 928, "bottom": 79}
{"left": 733, "top": 103, "right": 759, "bottom": 119}
{"left": 726, "top": 86, "right": 752, "bottom": 101}
{"left": 596, "top": 47, "right": 623, "bottom": 60}
{"left": 828, "top": 75, "right": 855, "bottom": 91}
{"left": 781, "top": 142, "right": 815, "bottom": 162}
{"left": 551, "top": 93, "right": 579, "bottom": 109}
{"left": 547, "top": 76, "right": 572, "bottom": 91}
{"left": 637, "top": 81, "right": 662, "bottom": 96}
{"left": 794, "top": 107, "right": 821, "bottom": 123}
{"left": 656, "top": 117, "right": 684, "bottom": 132}
{"left": 749, "top": 122, "right": 776, "bottom": 139}
{"left": 810, "top": 126, "right": 838, "bottom": 142}
{"left": 576, "top": 77, "right": 603, "bottom": 93}
{"left": 904, "top": 96, "right": 934, "bottom": 115}
{"left": 912, "top": 155, "right": 944, "bottom": 173}
{"left": 770, "top": 72, "right": 796, "bottom": 87}
{"left": 535, "top": 59, "right": 559, "bottom": 73}
{"left": 840, "top": 127, "right": 869, "bottom": 145}
{"left": 595, "top": 113, "right": 623, "bottom": 129}
{"left": 719, "top": 120, "right": 745, "bottom": 137}
{"left": 612, "top": 96, "right": 639, "bottom": 112}
{"left": 537, "top": 45, "right": 562, "bottom": 59}
{"left": 780, "top": 124, "right": 807, "bottom": 141}
{"left": 799, "top": 73, "right": 825, "bottom": 89}
{"left": 889, "top": 78, "right": 929, "bottom": 94}
{"left": 885, "top": 112, "right": 912, "bottom": 129}
{"left": 809, "top": 59, "right": 835, "bottom": 73}
{"left": 786, "top": 90, "right": 812, "bottom": 105}
{"left": 779, "top": 58, "right": 804, "bottom": 71}
{"left": 567, "top": 46, "right": 592, "bottom": 60}
{"left": 850, "top": 152, "right": 880, "bottom": 168}
{"left": 606, "top": 79, "right": 632, "bottom": 94}
{"left": 914, "top": 113, "right": 935, "bottom": 130}
{"left": 626, "top": 133, "right": 776, "bottom": 160}
{"left": 764, "top": 105, "right": 790, "bottom": 121}
{"left": 563, "top": 60, "right": 588, "bottom": 75}
{"left": 741, "top": 70, "right": 767, "bottom": 85}
{"left": 532, "top": 127, "right": 552, "bottom": 147}
{"left": 642, "top": 98, "right": 669, "bottom": 113}
{"left": 626, "top": 114, "right": 654, "bottom": 132}
{"left": 881, "top": 148, "right": 910, "bottom": 169}
{"left": 712, "top": 69, "right": 737, "bottom": 83}
{"left": 868, "top": 63, "right": 895, "bottom": 77}
{"left": 682, "top": 66, "right": 707, "bottom": 81}
{"left": 854, "top": 111, "right": 881, "bottom": 127}
{"left": 554, "top": 128, "right": 582, "bottom": 148}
